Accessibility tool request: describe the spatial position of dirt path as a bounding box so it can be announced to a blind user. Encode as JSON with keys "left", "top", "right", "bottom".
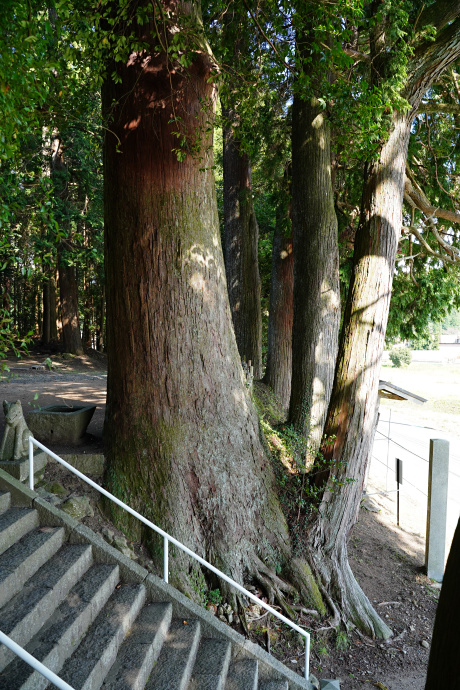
{"left": 0, "top": 353, "right": 438, "bottom": 689}
{"left": 0, "top": 353, "right": 106, "bottom": 455}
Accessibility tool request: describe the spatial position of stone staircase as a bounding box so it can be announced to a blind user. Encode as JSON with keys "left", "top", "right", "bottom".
{"left": 0, "top": 469, "right": 312, "bottom": 690}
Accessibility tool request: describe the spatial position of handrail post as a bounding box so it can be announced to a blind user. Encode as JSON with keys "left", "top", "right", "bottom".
{"left": 305, "top": 635, "right": 310, "bottom": 680}
{"left": 28, "top": 436, "right": 34, "bottom": 491}
{"left": 164, "top": 535, "right": 169, "bottom": 583}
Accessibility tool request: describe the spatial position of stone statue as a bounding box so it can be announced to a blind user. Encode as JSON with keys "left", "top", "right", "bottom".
{"left": 0, "top": 400, "right": 34, "bottom": 461}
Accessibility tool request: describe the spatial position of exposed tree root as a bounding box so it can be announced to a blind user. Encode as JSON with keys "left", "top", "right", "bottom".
{"left": 307, "top": 539, "right": 393, "bottom": 639}
{"left": 316, "top": 584, "right": 340, "bottom": 632}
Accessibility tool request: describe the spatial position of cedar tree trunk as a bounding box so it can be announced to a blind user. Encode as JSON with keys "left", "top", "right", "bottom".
{"left": 102, "top": 0, "right": 321, "bottom": 609}
{"left": 288, "top": 33, "right": 340, "bottom": 464}
{"left": 58, "top": 244, "right": 83, "bottom": 355}
{"left": 223, "top": 109, "right": 263, "bottom": 379}
{"left": 49, "top": 275, "right": 58, "bottom": 340}
{"left": 307, "top": 9, "right": 460, "bottom": 637}
{"left": 263, "top": 218, "right": 293, "bottom": 412}
{"left": 52, "top": 137, "right": 83, "bottom": 355}
{"left": 42, "top": 279, "right": 51, "bottom": 344}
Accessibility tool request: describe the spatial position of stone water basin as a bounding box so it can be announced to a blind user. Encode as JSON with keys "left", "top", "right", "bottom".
{"left": 27, "top": 404, "right": 96, "bottom": 444}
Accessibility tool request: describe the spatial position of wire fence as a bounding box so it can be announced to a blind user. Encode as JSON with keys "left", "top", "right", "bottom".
{"left": 369, "top": 451, "right": 428, "bottom": 497}
{"left": 368, "top": 417, "right": 460, "bottom": 530}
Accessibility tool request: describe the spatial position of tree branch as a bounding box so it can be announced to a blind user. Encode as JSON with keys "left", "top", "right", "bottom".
{"left": 415, "top": 1, "right": 460, "bottom": 34}
{"left": 417, "top": 101, "right": 460, "bottom": 114}
{"left": 406, "top": 16, "right": 460, "bottom": 111}
{"left": 404, "top": 175, "right": 460, "bottom": 225}
{"left": 343, "top": 46, "right": 370, "bottom": 64}
{"left": 402, "top": 225, "right": 460, "bottom": 265}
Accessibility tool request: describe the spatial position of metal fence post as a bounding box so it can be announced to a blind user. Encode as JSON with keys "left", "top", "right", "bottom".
{"left": 426, "top": 439, "right": 450, "bottom": 582}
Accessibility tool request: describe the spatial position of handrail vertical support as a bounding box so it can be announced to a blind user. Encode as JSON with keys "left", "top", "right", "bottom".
{"left": 164, "top": 535, "right": 169, "bottom": 583}
{"left": 305, "top": 635, "right": 310, "bottom": 680}
{"left": 28, "top": 435, "right": 34, "bottom": 491}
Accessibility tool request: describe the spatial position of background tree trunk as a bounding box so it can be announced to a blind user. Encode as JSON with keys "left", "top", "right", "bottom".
{"left": 42, "top": 278, "right": 50, "bottom": 344}
{"left": 102, "top": 0, "right": 321, "bottom": 610}
{"left": 307, "top": 113, "right": 411, "bottom": 639}
{"left": 425, "top": 518, "right": 460, "bottom": 688}
{"left": 58, "top": 243, "right": 83, "bottom": 354}
{"left": 49, "top": 275, "right": 57, "bottom": 340}
{"left": 305, "top": 10, "right": 460, "bottom": 637}
{"left": 288, "top": 34, "right": 340, "bottom": 463}
{"left": 263, "top": 219, "right": 293, "bottom": 412}
{"left": 223, "top": 109, "right": 263, "bottom": 379}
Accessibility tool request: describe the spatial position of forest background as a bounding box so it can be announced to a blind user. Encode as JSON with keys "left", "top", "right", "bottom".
{"left": 1, "top": 1, "right": 460, "bottom": 678}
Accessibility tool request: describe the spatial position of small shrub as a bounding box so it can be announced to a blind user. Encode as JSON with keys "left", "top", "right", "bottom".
{"left": 336, "top": 630, "right": 349, "bottom": 651}
{"left": 389, "top": 346, "right": 412, "bottom": 368}
{"left": 207, "top": 588, "right": 222, "bottom": 606}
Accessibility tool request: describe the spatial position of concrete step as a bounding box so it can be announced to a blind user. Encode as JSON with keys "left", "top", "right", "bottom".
{"left": 226, "top": 659, "right": 258, "bottom": 690}
{"left": 0, "top": 470, "right": 313, "bottom": 690}
{"left": 59, "top": 583, "right": 146, "bottom": 690}
{"left": 0, "top": 492, "right": 10, "bottom": 515}
{"left": 0, "top": 563, "right": 119, "bottom": 690}
{"left": 145, "top": 618, "right": 201, "bottom": 690}
{"left": 0, "top": 526, "right": 65, "bottom": 608}
{"left": 189, "top": 638, "right": 232, "bottom": 690}
{"left": 101, "top": 602, "right": 173, "bottom": 690}
{"left": 0, "top": 543, "right": 93, "bottom": 670}
{"left": 0, "top": 507, "right": 38, "bottom": 556}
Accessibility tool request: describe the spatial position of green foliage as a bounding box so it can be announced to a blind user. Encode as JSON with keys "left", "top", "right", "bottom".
{"left": 206, "top": 589, "right": 222, "bottom": 606}
{"left": 254, "top": 383, "right": 354, "bottom": 527}
{"left": 409, "top": 322, "right": 440, "bottom": 350}
{"left": 442, "top": 310, "right": 460, "bottom": 334}
{"left": 335, "top": 630, "right": 349, "bottom": 651}
{"left": 389, "top": 346, "right": 412, "bottom": 367}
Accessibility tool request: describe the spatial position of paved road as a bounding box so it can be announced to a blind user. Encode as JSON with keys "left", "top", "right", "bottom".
{"left": 368, "top": 409, "right": 460, "bottom": 558}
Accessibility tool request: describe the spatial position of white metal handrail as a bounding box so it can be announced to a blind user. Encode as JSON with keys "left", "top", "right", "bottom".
{"left": 0, "top": 630, "right": 75, "bottom": 690}
{"left": 29, "top": 436, "right": 311, "bottom": 681}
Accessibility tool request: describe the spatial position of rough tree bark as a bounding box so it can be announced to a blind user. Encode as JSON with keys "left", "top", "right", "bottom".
{"left": 288, "top": 26, "right": 340, "bottom": 465}
{"left": 58, "top": 244, "right": 83, "bottom": 355}
{"left": 52, "top": 137, "right": 83, "bottom": 355}
{"left": 49, "top": 275, "right": 57, "bottom": 341}
{"left": 102, "top": 0, "right": 322, "bottom": 611}
{"left": 41, "top": 279, "right": 51, "bottom": 344}
{"left": 223, "top": 107, "right": 263, "bottom": 379}
{"left": 425, "top": 518, "right": 460, "bottom": 688}
{"left": 307, "top": 6, "right": 460, "bottom": 638}
{"left": 263, "top": 217, "right": 293, "bottom": 413}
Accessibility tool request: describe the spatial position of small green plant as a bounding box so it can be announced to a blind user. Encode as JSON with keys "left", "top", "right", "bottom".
{"left": 206, "top": 588, "right": 222, "bottom": 606}
{"left": 335, "top": 630, "right": 349, "bottom": 651}
{"left": 317, "top": 644, "right": 329, "bottom": 657}
{"left": 44, "top": 357, "right": 54, "bottom": 370}
{"left": 28, "top": 392, "right": 40, "bottom": 410}
{"left": 189, "top": 568, "right": 207, "bottom": 605}
{"left": 389, "top": 346, "right": 412, "bottom": 368}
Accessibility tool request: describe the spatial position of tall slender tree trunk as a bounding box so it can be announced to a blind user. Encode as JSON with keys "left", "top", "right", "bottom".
{"left": 223, "top": 110, "right": 263, "bottom": 378}
{"left": 102, "top": 0, "right": 321, "bottom": 610}
{"left": 49, "top": 274, "right": 57, "bottom": 340}
{"left": 263, "top": 217, "right": 293, "bottom": 412}
{"left": 58, "top": 243, "right": 83, "bottom": 354}
{"left": 306, "top": 9, "right": 460, "bottom": 637}
{"left": 42, "top": 279, "right": 51, "bottom": 344}
{"left": 308, "top": 113, "right": 410, "bottom": 639}
{"left": 288, "top": 29, "right": 340, "bottom": 465}
{"left": 97, "top": 283, "right": 105, "bottom": 351}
